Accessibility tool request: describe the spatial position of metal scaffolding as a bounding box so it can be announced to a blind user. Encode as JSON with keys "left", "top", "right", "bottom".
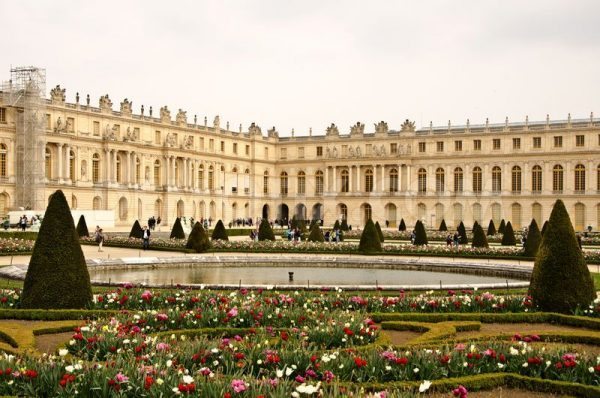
{"left": 1, "top": 66, "right": 47, "bottom": 210}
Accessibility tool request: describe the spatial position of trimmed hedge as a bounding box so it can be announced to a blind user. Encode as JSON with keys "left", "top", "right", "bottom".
{"left": 375, "top": 221, "right": 384, "bottom": 243}
{"left": 487, "top": 219, "right": 496, "bottom": 236}
{"left": 358, "top": 219, "right": 382, "bottom": 253}
{"left": 523, "top": 218, "right": 541, "bottom": 257}
{"left": 457, "top": 221, "right": 468, "bottom": 244}
{"left": 498, "top": 219, "right": 506, "bottom": 234}
{"left": 0, "top": 231, "right": 38, "bottom": 240}
{"left": 76, "top": 215, "right": 89, "bottom": 238}
{"left": 307, "top": 223, "right": 324, "bottom": 242}
{"left": 211, "top": 220, "right": 229, "bottom": 241}
{"left": 398, "top": 218, "right": 406, "bottom": 231}
{"left": 129, "top": 220, "right": 143, "bottom": 238}
{"left": 439, "top": 219, "right": 447, "bottom": 232}
{"left": 414, "top": 220, "right": 428, "bottom": 245}
{"left": 0, "top": 309, "right": 117, "bottom": 320}
{"left": 170, "top": 217, "right": 186, "bottom": 239}
{"left": 341, "top": 219, "right": 349, "bottom": 232}
{"left": 471, "top": 222, "right": 489, "bottom": 248}
{"left": 501, "top": 221, "right": 516, "bottom": 246}
{"left": 186, "top": 222, "right": 211, "bottom": 252}
{"left": 258, "top": 218, "right": 275, "bottom": 241}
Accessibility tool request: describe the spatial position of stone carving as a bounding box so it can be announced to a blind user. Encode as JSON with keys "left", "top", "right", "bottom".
{"left": 76, "top": 92, "right": 80, "bottom": 103}
{"left": 145, "top": 166, "right": 150, "bottom": 182}
{"left": 213, "top": 115, "right": 220, "bottom": 128}
{"left": 400, "top": 119, "right": 416, "bottom": 132}
{"left": 350, "top": 121, "right": 364, "bottom": 135}
{"left": 379, "top": 144, "right": 386, "bottom": 156}
{"left": 183, "top": 135, "right": 193, "bottom": 149}
{"left": 326, "top": 123, "right": 339, "bottom": 136}
{"left": 348, "top": 146, "right": 355, "bottom": 157}
{"left": 123, "top": 126, "right": 136, "bottom": 142}
{"left": 373, "top": 145, "right": 380, "bottom": 156}
{"left": 86, "top": 94, "right": 90, "bottom": 106}
{"left": 120, "top": 98, "right": 133, "bottom": 115}
{"left": 102, "top": 124, "right": 117, "bottom": 141}
{"left": 194, "top": 115, "right": 197, "bottom": 124}
{"left": 176, "top": 109, "right": 187, "bottom": 125}
{"left": 267, "top": 126, "right": 278, "bottom": 138}
{"left": 249, "top": 123, "right": 262, "bottom": 136}
{"left": 99, "top": 94, "right": 113, "bottom": 111}
{"left": 165, "top": 132, "right": 177, "bottom": 147}
{"left": 332, "top": 147, "right": 338, "bottom": 158}
{"left": 374, "top": 121, "right": 388, "bottom": 134}
{"left": 356, "top": 146, "right": 361, "bottom": 157}
{"left": 50, "top": 85, "right": 66, "bottom": 104}
{"left": 81, "top": 160, "right": 87, "bottom": 178}
{"left": 54, "top": 117, "right": 66, "bottom": 133}
{"left": 160, "top": 106, "right": 171, "bottom": 121}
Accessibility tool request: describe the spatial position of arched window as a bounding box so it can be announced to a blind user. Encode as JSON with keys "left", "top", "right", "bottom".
{"left": 69, "top": 150, "right": 75, "bottom": 181}
{"left": 119, "top": 197, "right": 128, "bottom": 221}
{"left": 453, "top": 167, "right": 463, "bottom": 193}
{"left": 435, "top": 167, "right": 445, "bottom": 193}
{"left": 244, "top": 169, "right": 250, "bottom": 194}
{"left": 511, "top": 203, "right": 522, "bottom": 230}
{"left": 574, "top": 203, "right": 585, "bottom": 230}
{"left": 341, "top": 169, "right": 349, "bottom": 193}
{"left": 532, "top": 165, "right": 542, "bottom": 193}
{"left": 575, "top": 164, "right": 586, "bottom": 192}
{"left": 435, "top": 203, "right": 444, "bottom": 225}
{"left": 491, "top": 203, "right": 501, "bottom": 226}
{"left": 297, "top": 171, "right": 306, "bottom": 194}
{"left": 92, "top": 153, "right": 100, "bottom": 183}
{"left": 315, "top": 170, "right": 324, "bottom": 195}
{"left": 0, "top": 144, "right": 7, "bottom": 178}
{"left": 154, "top": 160, "right": 161, "bottom": 186}
{"left": 492, "top": 166, "right": 502, "bottom": 193}
{"left": 362, "top": 203, "right": 372, "bottom": 224}
{"left": 45, "top": 147, "right": 52, "bottom": 179}
{"left": 365, "top": 168, "right": 373, "bottom": 192}
{"left": 511, "top": 166, "right": 522, "bottom": 193}
{"left": 472, "top": 203, "right": 482, "bottom": 225}
{"left": 453, "top": 203, "right": 462, "bottom": 227}
{"left": 232, "top": 202, "right": 238, "bottom": 220}
{"left": 135, "top": 157, "right": 141, "bottom": 184}
{"left": 198, "top": 164, "right": 204, "bottom": 189}
{"left": 338, "top": 203, "right": 348, "bottom": 221}
{"left": 553, "top": 165, "right": 563, "bottom": 192}
{"left": 93, "top": 196, "right": 102, "bottom": 210}
{"left": 389, "top": 168, "right": 398, "bottom": 192}
{"left": 417, "top": 203, "right": 426, "bottom": 222}
{"left": 418, "top": 168, "right": 427, "bottom": 193}
{"left": 472, "top": 167, "right": 482, "bottom": 193}
{"left": 0, "top": 193, "right": 8, "bottom": 218}
{"left": 208, "top": 166, "right": 214, "bottom": 190}
{"left": 71, "top": 195, "right": 77, "bottom": 209}
{"left": 532, "top": 203, "right": 542, "bottom": 226}
{"left": 280, "top": 172, "right": 288, "bottom": 195}
{"left": 231, "top": 167, "right": 239, "bottom": 193}
{"left": 263, "top": 170, "right": 269, "bottom": 194}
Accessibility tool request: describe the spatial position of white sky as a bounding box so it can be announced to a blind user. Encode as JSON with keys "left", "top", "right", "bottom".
{"left": 2, "top": 0, "right": 599, "bottom": 136}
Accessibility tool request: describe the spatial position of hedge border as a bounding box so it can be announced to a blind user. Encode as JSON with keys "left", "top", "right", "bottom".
{"left": 0, "top": 309, "right": 117, "bottom": 321}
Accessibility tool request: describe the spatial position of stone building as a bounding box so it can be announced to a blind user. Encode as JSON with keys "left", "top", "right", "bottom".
{"left": 0, "top": 78, "right": 599, "bottom": 231}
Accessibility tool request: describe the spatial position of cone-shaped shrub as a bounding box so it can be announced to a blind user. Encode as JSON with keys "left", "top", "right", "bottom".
{"left": 523, "top": 219, "right": 542, "bottom": 257}
{"left": 290, "top": 215, "right": 299, "bottom": 230}
{"left": 129, "top": 220, "right": 143, "bottom": 238}
{"left": 307, "top": 223, "right": 324, "bottom": 242}
{"left": 528, "top": 199, "right": 595, "bottom": 313}
{"left": 186, "top": 222, "right": 211, "bottom": 253}
{"left": 333, "top": 220, "right": 341, "bottom": 231}
{"left": 341, "top": 218, "right": 349, "bottom": 231}
{"left": 471, "top": 222, "right": 489, "bottom": 248}
{"left": 487, "top": 220, "right": 496, "bottom": 236}
{"left": 375, "top": 221, "right": 385, "bottom": 243}
{"left": 298, "top": 218, "right": 307, "bottom": 234}
{"left": 211, "top": 219, "right": 229, "bottom": 241}
{"left": 170, "top": 217, "right": 186, "bottom": 239}
{"left": 21, "top": 190, "right": 92, "bottom": 309}
{"left": 457, "top": 221, "right": 468, "bottom": 244}
{"left": 501, "top": 221, "right": 516, "bottom": 246}
{"left": 414, "top": 220, "right": 428, "bottom": 245}
{"left": 399, "top": 218, "right": 406, "bottom": 231}
{"left": 76, "top": 215, "right": 89, "bottom": 238}
{"left": 258, "top": 218, "right": 275, "bottom": 241}
{"left": 359, "top": 219, "right": 382, "bottom": 253}
{"left": 439, "top": 219, "right": 447, "bottom": 232}
{"left": 541, "top": 220, "right": 549, "bottom": 236}
{"left": 498, "top": 219, "right": 506, "bottom": 234}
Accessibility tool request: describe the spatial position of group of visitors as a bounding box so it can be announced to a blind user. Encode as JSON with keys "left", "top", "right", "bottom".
{"left": 444, "top": 232, "right": 463, "bottom": 247}
{"left": 286, "top": 228, "right": 303, "bottom": 242}
{"left": 147, "top": 216, "right": 161, "bottom": 230}
{"left": 324, "top": 229, "right": 342, "bottom": 243}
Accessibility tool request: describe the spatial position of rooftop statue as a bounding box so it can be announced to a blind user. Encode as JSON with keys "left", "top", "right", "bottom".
{"left": 176, "top": 109, "right": 187, "bottom": 125}
{"left": 99, "top": 94, "right": 112, "bottom": 111}
{"left": 350, "top": 121, "right": 365, "bottom": 135}
{"left": 160, "top": 106, "right": 171, "bottom": 121}
{"left": 326, "top": 123, "right": 339, "bottom": 136}
{"left": 120, "top": 98, "right": 132, "bottom": 115}
{"left": 400, "top": 119, "right": 416, "bottom": 132}
{"left": 50, "top": 85, "right": 66, "bottom": 104}
{"left": 374, "top": 121, "right": 388, "bottom": 134}
{"left": 213, "top": 115, "right": 220, "bottom": 129}
{"left": 249, "top": 123, "right": 262, "bottom": 136}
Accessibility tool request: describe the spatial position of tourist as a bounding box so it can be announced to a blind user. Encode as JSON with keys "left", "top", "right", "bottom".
{"left": 446, "top": 235, "right": 452, "bottom": 246}
{"left": 96, "top": 228, "right": 104, "bottom": 252}
{"left": 453, "top": 232, "right": 459, "bottom": 248}
{"left": 335, "top": 229, "right": 340, "bottom": 243}
{"left": 20, "top": 215, "right": 27, "bottom": 231}
{"left": 249, "top": 230, "right": 255, "bottom": 240}
{"left": 142, "top": 226, "right": 151, "bottom": 250}
{"left": 410, "top": 230, "right": 416, "bottom": 245}
{"left": 324, "top": 231, "right": 330, "bottom": 242}
{"left": 157, "top": 216, "right": 161, "bottom": 227}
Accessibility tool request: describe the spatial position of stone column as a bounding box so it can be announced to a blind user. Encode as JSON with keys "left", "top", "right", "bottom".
{"left": 104, "top": 149, "right": 110, "bottom": 184}
{"left": 332, "top": 166, "right": 337, "bottom": 192}
{"left": 57, "top": 143, "right": 63, "bottom": 181}
{"left": 356, "top": 166, "right": 361, "bottom": 192}
{"left": 325, "top": 167, "right": 330, "bottom": 193}
{"left": 64, "top": 144, "right": 71, "bottom": 182}
{"left": 380, "top": 165, "right": 385, "bottom": 192}
{"left": 349, "top": 166, "right": 354, "bottom": 192}
{"left": 126, "top": 151, "right": 131, "bottom": 186}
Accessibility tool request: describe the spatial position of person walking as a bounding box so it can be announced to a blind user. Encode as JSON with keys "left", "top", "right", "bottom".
{"left": 96, "top": 228, "right": 104, "bottom": 252}
{"left": 142, "top": 225, "right": 151, "bottom": 250}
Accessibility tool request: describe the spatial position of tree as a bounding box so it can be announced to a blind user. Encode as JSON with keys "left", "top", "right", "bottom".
{"left": 186, "top": 222, "right": 211, "bottom": 252}
{"left": 340, "top": 218, "right": 349, "bottom": 232}
{"left": 487, "top": 220, "right": 497, "bottom": 236}
{"left": 398, "top": 218, "right": 406, "bottom": 231}
{"left": 211, "top": 220, "right": 229, "bottom": 241}
{"left": 21, "top": 190, "right": 92, "bottom": 309}
{"left": 457, "top": 221, "right": 468, "bottom": 244}
{"left": 498, "top": 219, "right": 506, "bottom": 234}
{"left": 258, "top": 218, "right": 275, "bottom": 241}
{"left": 528, "top": 199, "right": 595, "bottom": 313}
{"left": 307, "top": 222, "right": 325, "bottom": 242}
{"left": 414, "top": 220, "right": 428, "bottom": 245}
{"left": 541, "top": 220, "right": 549, "bottom": 236}
{"left": 523, "top": 219, "right": 542, "bottom": 257}
{"left": 359, "top": 219, "right": 382, "bottom": 252}
{"left": 170, "top": 218, "right": 186, "bottom": 239}
{"left": 129, "top": 220, "right": 143, "bottom": 238}
{"left": 439, "top": 219, "right": 447, "bottom": 232}
{"left": 471, "top": 222, "right": 489, "bottom": 248}
{"left": 375, "top": 221, "right": 385, "bottom": 243}
{"left": 76, "top": 215, "right": 89, "bottom": 238}
{"left": 501, "top": 221, "right": 516, "bottom": 246}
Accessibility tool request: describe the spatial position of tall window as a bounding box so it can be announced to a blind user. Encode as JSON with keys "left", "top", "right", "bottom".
{"left": 0, "top": 107, "right": 6, "bottom": 123}
{"left": 154, "top": 160, "right": 161, "bottom": 186}
{"left": 315, "top": 170, "right": 324, "bottom": 195}
{"left": 492, "top": 166, "right": 502, "bottom": 193}
{"left": 532, "top": 203, "right": 542, "bottom": 226}
{"left": 389, "top": 168, "right": 398, "bottom": 192}
{"left": 532, "top": 165, "right": 542, "bottom": 193}
{"left": 511, "top": 166, "right": 521, "bottom": 193}
{"left": 554, "top": 136, "right": 563, "bottom": 148}
{"left": 341, "top": 169, "right": 349, "bottom": 192}
{"left": 69, "top": 150, "right": 75, "bottom": 181}
{"left": 453, "top": 203, "right": 463, "bottom": 227}
{"left": 116, "top": 156, "right": 122, "bottom": 183}
{"left": 297, "top": 171, "right": 306, "bottom": 194}
{"left": 491, "top": 203, "right": 501, "bottom": 226}
{"left": 45, "top": 147, "right": 52, "bottom": 179}
{"left": 575, "top": 164, "right": 586, "bottom": 192}
{"left": 472, "top": 167, "right": 482, "bottom": 193}
{"left": 511, "top": 203, "right": 522, "bottom": 230}
{"left": 280, "top": 172, "right": 288, "bottom": 195}
{"left": 365, "top": 169, "right": 373, "bottom": 192}
{"left": 513, "top": 138, "right": 521, "bottom": 149}
{"left": 532, "top": 137, "right": 541, "bottom": 149}
{"left": 0, "top": 144, "right": 7, "bottom": 178}
{"left": 435, "top": 167, "right": 445, "bottom": 193}
{"left": 339, "top": 203, "right": 348, "bottom": 220}
{"left": 418, "top": 168, "right": 427, "bottom": 193}
{"left": 472, "top": 203, "right": 482, "bottom": 224}
{"left": 208, "top": 166, "right": 214, "bottom": 190}
{"left": 263, "top": 171, "right": 269, "bottom": 194}
{"left": 574, "top": 203, "right": 585, "bottom": 230}
{"left": 453, "top": 167, "right": 463, "bottom": 193}
{"left": 553, "top": 165, "right": 563, "bottom": 192}
{"left": 473, "top": 140, "right": 481, "bottom": 151}
{"left": 493, "top": 139, "right": 501, "bottom": 150}
{"left": 92, "top": 153, "right": 100, "bottom": 183}
{"left": 198, "top": 164, "right": 204, "bottom": 189}
{"left": 597, "top": 164, "right": 600, "bottom": 192}
{"left": 454, "top": 140, "right": 462, "bottom": 151}
{"left": 135, "top": 157, "right": 141, "bottom": 184}
{"left": 576, "top": 135, "right": 585, "bottom": 147}
{"left": 363, "top": 204, "right": 372, "bottom": 224}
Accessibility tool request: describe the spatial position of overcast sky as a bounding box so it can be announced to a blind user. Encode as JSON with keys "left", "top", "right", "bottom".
{"left": 2, "top": 0, "right": 599, "bottom": 136}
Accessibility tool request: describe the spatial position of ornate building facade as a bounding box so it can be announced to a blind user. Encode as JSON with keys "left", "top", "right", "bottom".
{"left": 0, "top": 82, "right": 599, "bottom": 231}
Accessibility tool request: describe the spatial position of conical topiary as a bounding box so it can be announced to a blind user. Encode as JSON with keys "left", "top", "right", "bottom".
{"left": 487, "top": 219, "right": 497, "bottom": 236}
{"left": 333, "top": 220, "right": 341, "bottom": 231}
{"left": 186, "top": 222, "right": 211, "bottom": 253}
{"left": 398, "top": 218, "right": 406, "bottom": 231}
{"left": 129, "top": 220, "right": 143, "bottom": 238}
{"left": 298, "top": 218, "right": 308, "bottom": 234}
{"left": 341, "top": 218, "right": 349, "bottom": 231}
{"left": 439, "top": 219, "right": 447, "bottom": 232}
{"left": 170, "top": 217, "right": 186, "bottom": 239}
{"left": 307, "top": 222, "right": 324, "bottom": 242}
{"left": 211, "top": 219, "right": 229, "bottom": 241}
{"left": 528, "top": 199, "right": 595, "bottom": 313}
{"left": 290, "top": 215, "right": 299, "bottom": 230}
{"left": 21, "top": 190, "right": 92, "bottom": 309}
{"left": 359, "top": 219, "right": 382, "bottom": 253}
{"left": 498, "top": 219, "right": 506, "bottom": 234}
{"left": 471, "top": 221, "right": 489, "bottom": 248}
{"left": 501, "top": 221, "right": 516, "bottom": 246}
{"left": 414, "top": 220, "right": 428, "bottom": 245}
{"left": 541, "top": 220, "right": 549, "bottom": 236}
{"left": 457, "top": 221, "right": 468, "bottom": 244}
{"left": 258, "top": 218, "right": 275, "bottom": 241}
{"left": 76, "top": 214, "right": 89, "bottom": 238}
{"left": 523, "top": 219, "right": 542, "bottom": 257}
{"left": 375, "top": 221, "right": 385, "bottom": 243}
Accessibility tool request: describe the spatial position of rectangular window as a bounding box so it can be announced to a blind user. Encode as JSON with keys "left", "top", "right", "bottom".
{"left": 199, "top": 137, "right": 204, "bottom": 151}
{"left": 390, "top": 143, "right": 398, "bottom": 154}
{"left": 133, "top": 127, "right": 140, "bottom": 140}
{"left": 576, "top": 135, "right": 585, "bottom": 147}
{"left": 67, "top": 117, "right": 75, "bottom": 133}
{"left": 316, "top": 146, "right": 323, "bottom": 157}
{"left": 114, "top": 124, "right": 120, "bottom": 138}
{"left": 554, "top": 136, "right": 563, "bottom": 148}
{"left": 280, "top": 148, "right": 287, "bottom": 159}
{"left": 366, "top": 144, "right": 372, "bottom": 156}
{"left": 46, "top": 114, "right": 52, "bottom": 130}
{"left": 245, "top": 145, "right": 250, "bottom": 155}
{"left": 298, "top": 147, "right": 304, "bottom": 158}
{"left": 493, "top": 138, "right": 501, "bottom": 150}
{"left": 209, "top": 139, "right": 214, "bottom": 151}
{"left": 233, "top": 143, "right": 238, "bottom": 154}
{"left": 155, "top": 130, "right": 161, "bottom": 144}
{"left": 418, "top": 142, "right": 426, "bottom": 153}
{"left": 473, "top": 139, "right": 481, "bottom": 151}
{"left": 93, "top": 121, "right": 100, "bottom": 136}
{"left": 513, "top": 138, "right": 521, "bottom": 149}
{"left": 454, "top": 140, "right": 462, "bottom": 151}
{"left": 0, "top": 107, "right": 6, "bottom": 123}
{"left": 220, "top": 141, "right": 225, "bottom": 152}
{"left": 436, "top": 141, "right": 444, "bottom": 152}
{"left": 533, "top": 137, "right": 541, "bottom": 148}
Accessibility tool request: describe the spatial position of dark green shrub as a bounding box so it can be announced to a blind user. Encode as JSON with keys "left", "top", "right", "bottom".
{"left": 298, "top": 218, "right": 307, "bottom": 234}
{"left": 398, "top": 218, "right": 406, "bottom": 231}
{"left": 76, "top": 215, "right": 89, "bottom": 238}
{"left": 340, "top": 218, "right": 349, "bottom": 231}
{"left": 438, "top": 219, "right": 447, "bottom": 231}
{"left": 375, "top": 221, "right": 384, "bottom": 243}
{"left": 498, "top": 219, "right": 506, "bottom": 234}
{"left": 471, "top": 222, "right": 489, "bottom": 248}
{"left": 290, "top": 215, "right": 299, "bottom": 230}
{"left": 523, "top": 219, "right": 542, "bottom": 257}
{"left": 457, "top": 221, "right": 468, "bottom": 244}
{"left": 129, "top": 220, "right": 143, "bottom": 238}
{"left": 21, "top": 190, "right": 92, "bottom": 309}
{"left": 333, "top": 220, "right": 341, "bottom": 231}
{"left": 186, "top": 222, "right": 211, "bottom": 252}
{"left": 487, "top": 219, "right": 496, "bottom": 236}
{"left": 541, "top": 220, "right": 549, "bottom": 236}
{"left": 359, "top": 219, "right": 382, "bottom": 253}
{"left": 307, "top": 223, "right": 324, "bottom": 243}
{"left": 211, "top": 220, "right": 229, "bottom": 241}
{"left": 258, "top": 218, "right": 275, "bottom": 241}
{"left": 529, "top": 199, "right": 595, "bottom": 313}
{"left": 414, "top": 220, "right": 428, "bottom": 245}
{"left": 501, "top": 221, "right": 516, "bottom": 246}
{"left": 170, "top": 218, "right": 186, "bottom": 239}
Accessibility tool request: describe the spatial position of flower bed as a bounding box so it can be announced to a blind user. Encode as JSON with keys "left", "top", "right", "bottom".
{"left": 0, "top": 237, "right": 35, "bottom": 255}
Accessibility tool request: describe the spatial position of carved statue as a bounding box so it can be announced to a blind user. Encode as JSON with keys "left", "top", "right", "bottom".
{"left": 326, "top": 146, "right": 331, "bottom": 158}
{"left": 374, "top": 121, "right": 389, "bottom": 134}
{"left": 380, "top": 144, "right": 386, "bottom": 156}
{"left": 99, "top": 94, "right": 113, "bottom": 111}
{"left": 213, "top": 115, "right": 220, "bottom": 128}
{"left": 326, "top": 123, "right": 339, "bottom": 136}
{"left": 102, "top": 124, "right": 117, "bottom": 141}
{"left": 145, "top": 166, "right": 150, "bottom": 182}
{"left": 267, "top": 126, "right": 278, "bottom": 138}
{"left": 332, "top": 147, "right": 338, "bottom": 158}
{"left": 141, "top": 105, "right": 145, "bottom": 115}
{"left": 123, "top": 126, "right": 136, "bottom": 142}
{"left": 373, "top": 145, "right": 380, "bottom": 156}
{"left": 176, "top": 109, "right": 187, "bottom": 124}
{"left": 249, "top": 123, "right": 262, "bottom": 136}
{"left": 194, "top": 115, "right": 197, "bottom": 124}
{"left": 81, "top": 160, "right": 87, "bottom": 178}
{"left": 54, "top": 117, "right": 65, "bottom": 133}
{"left": 120, "top": 98, "right": 133, "bottom": 115}
{"left": 160, "top": 106, "right": 171, "bottom": 121}
{"left": 204, "top": 116, "right": 207, "bottom": 126}
{"left": 76, "top": 92, "right": 80, "bottom": 103}
{"left": 165, "top": 132, "right": 177, "bottom": 147}
{"left": 356, "top": 146, "right": 361, "bottom": 157}
{"left": 86, "top": 94, "right": 90, "bottom": 106}
{"left": 348, "top": 146, "right": 355, "bottom": 157}
{"left": 400, "top": 119, "right": 416, "bottom": 132}
{"left": 50, "top": 85, "right": 66, "bottom": 104}
{"left": 183, "top": 135, "right": 193, "bottom": 149}
{"left": 350, "top": 121, "right": 364, "bottom": 135}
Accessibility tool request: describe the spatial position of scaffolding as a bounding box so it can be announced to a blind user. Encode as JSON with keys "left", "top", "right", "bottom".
{"left": 1, "top": 66, "right": 47, "bottom": 210}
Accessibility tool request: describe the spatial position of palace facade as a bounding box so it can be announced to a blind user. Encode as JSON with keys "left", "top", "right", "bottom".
{"left": 0, "top": 81, "right": 599, "bottom": 231}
